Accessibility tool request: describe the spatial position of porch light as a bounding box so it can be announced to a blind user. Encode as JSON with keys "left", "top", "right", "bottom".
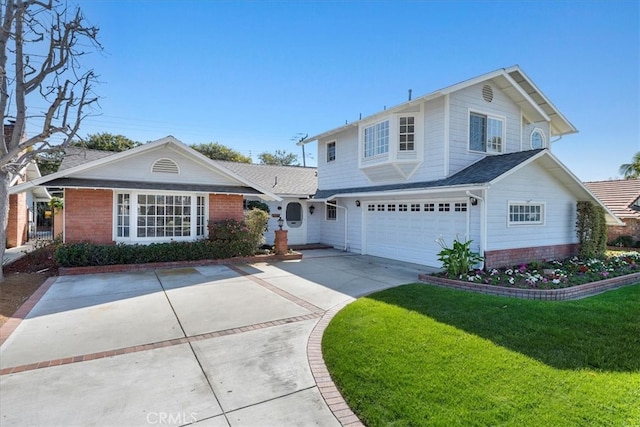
{"left": 277, "top": 216, "right": 285, "bottom": 230}
{"left": 355, "top": 200, "right": 361, "bottom": 207}
{"left": 309, "top": 205, "right": 315, "bottom": 215}
{"left": 470, "top": 197, "right": 478, "bottom": 206}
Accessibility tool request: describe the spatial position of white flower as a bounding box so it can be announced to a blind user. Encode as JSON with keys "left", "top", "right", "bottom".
{"left": 552, "top": 279, "right": 560, "bottom": 284}
{"left": 508, "top": 277, "right": 515, "bottom": 284}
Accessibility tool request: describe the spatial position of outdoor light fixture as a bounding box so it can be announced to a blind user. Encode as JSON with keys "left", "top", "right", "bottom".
{"left": 355, "top": 200, "right": 361, "bottom": 207}
{"left": 309, "top": 205, "right": 315, "bottom": 215}
{"left": 277, "top": 216, "right": 284, "bottom": 230}
{"left": 470, "top": 197, "right": 478, "bottom": 206}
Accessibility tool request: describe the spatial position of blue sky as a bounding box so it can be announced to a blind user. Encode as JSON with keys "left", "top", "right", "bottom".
{"left": 65, "top": 0, "right": 638, "bottom": 181}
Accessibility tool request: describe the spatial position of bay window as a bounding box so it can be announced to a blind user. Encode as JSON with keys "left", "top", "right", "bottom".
{"left": 364, "top": 120, "right": 389, "bottom": 157}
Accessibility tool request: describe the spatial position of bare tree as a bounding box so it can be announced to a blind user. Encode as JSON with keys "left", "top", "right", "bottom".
{"left": 0, "top": 0, "right": 100, "bottom": 281}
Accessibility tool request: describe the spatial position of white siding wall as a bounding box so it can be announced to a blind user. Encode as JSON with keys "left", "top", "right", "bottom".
{"left": 318, "top": 202, "right": 348, "bottom": 249}
{"left": 75, "top": 146, "right": 240, "bottom": 186}
{"left": 317, "top": 127, "right": 367, "bottom": 190}
{"left": 413, "top": 96, "right": 445, "bottom": 182}
{"left": 486, "top": 162, "right": 578, "bottom": 251}
{"left": 448, "top": 82, "right": 522, "bottom": 176}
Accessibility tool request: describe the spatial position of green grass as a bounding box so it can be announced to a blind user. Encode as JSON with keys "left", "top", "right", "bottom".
{"left": 322, "top": 284, "right": 640, "bottom": 426}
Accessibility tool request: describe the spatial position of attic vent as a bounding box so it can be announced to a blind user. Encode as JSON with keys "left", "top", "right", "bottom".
{"left": 152, "top": 158, "right": 179, "bottom": 174}
{"left": 482, "top": 84, "right": 494, "bottom": 103}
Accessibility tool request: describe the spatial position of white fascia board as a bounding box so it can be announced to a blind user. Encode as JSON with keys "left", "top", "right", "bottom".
{"left": 501, "top": 73, "right": 551, "bottom": 122}
{"left": 321, "top": 184, "right": 488, "bottom": 201}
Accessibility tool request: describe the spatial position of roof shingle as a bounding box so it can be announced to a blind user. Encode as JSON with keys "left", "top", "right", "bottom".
{"left": 584, "top": 179, "right": 640, "bottom": 219}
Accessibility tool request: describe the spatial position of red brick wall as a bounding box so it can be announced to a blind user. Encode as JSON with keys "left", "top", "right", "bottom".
{"left": 6, "top": 192, "right": 28, "bottom": 248}
{"left": 606, "top": 219, "right": 640, "bottom": 244}
{"left": 209, "top": 194, "right": 244, "bottom": 223}
{"left": 64, "top": 188, "right": 114, "bottom": 244}
{"left": 484, "top": 244, "right": 578, "bottom": 269}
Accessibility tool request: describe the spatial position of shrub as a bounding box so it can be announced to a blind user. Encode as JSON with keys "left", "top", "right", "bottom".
{"left": 245, "top": 208, "right": 270, "bottom": 250}
{"left": 208, "top": 219, "right": 255, "bottom": 257}
{"left": 609, "top": 235, "right": 635, "bottom": 248}
{"left": 576, "top": 201, "right": 607, "bottom": 259}
{"left": 436, "top": 236, "right": 484, "bottom": 277}
{"left": 246, "top": 200, "right": 270, "bottom": 213}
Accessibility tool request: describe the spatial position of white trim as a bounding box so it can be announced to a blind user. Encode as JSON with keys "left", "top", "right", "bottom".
{"left": 502, "top": 72, "right": 551, "bottom": 122}
{"left": 507, "top": 200, "right": 546, "bottom": 226}
{"left": 444, "top": 93, "right": 450, "bottom": 176}
{"left": 530, "top": 127, "right": 546, "bottom": 149}
{"left": 326, "top": 140, "right": 336, "bottom": 163}
{"left": 325, "top": 203, "right": 337, "bottom": 221}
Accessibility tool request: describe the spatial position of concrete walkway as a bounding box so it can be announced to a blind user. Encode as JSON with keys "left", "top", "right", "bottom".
{"left": 0, "top": 250, "right": 437, "bottom": 426}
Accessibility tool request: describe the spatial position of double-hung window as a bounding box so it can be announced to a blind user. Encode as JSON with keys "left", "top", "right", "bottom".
{"left": 327, "top": 141, "right": 336, "bottom": 162}
{"left": 326, "top": 204, "right": 337, "bottom": 220}
{"left": 399, "top": 116, "right": 415, "bottom": 151}
{"left": 470, "top": 112, "right": 504, "bottom": 153}
{"left": 364, "top": 120, "right": 389, "bottom": 157}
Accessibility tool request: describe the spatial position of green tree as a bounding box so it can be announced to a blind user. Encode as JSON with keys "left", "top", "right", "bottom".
{"left": 258, "top": 149, "right": 299, "bottom": 166}
{"left": 190, "top": 142, "right": 251, "bottom": 163}
{"left": 619, "top": 151, "right": 640, "bottom": 179}
{"left": 73, "top": 132, "right": 141, "bottom": 152}
{"left": 36, "top": 150, "right": 65, "bottom": 176}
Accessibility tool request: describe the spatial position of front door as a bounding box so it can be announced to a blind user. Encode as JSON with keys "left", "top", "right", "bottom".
{"left": 284, "top": 201, "right": 306, "bottom": 245}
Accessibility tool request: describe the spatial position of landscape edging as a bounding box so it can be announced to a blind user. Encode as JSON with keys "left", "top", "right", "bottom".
{"left": 418, "top": 272, "right": 640, "bottom": 300}
{"left": 58, "top": 252, "right": 303, "bottom": 275}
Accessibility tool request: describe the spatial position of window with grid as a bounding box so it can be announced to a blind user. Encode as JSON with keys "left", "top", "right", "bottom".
{"left": 509, "top": 203, "right": 543, "bottom": 224}
{"left": 326, "top": 204, "right": 337, "bottom": 220}
{"left": 424, "top": 203, "right": 435, "bottom": 212}
{"left": 410, "top": 203, "right": 420, "bottom": 212}
{"left": 364, "top": 120, "right": 389, "bottom": 158}
{"left": 196, "top": 196, "right": 205, "bottom": 236}
{"left": 398, "top": 204, "right": 408, "bottom": 211}
{"left": 399, "top": 116, "right": 415, "bottom": 151}
{"left": 454, "top": 202, "right": 468, "bottom": 212}
{"left": 137, "top": 194, "right": 192, "bottom": 238}
{"left": 327, "top": 141, "right": 336, "bottom": 162}
{"left": 377, "top": 204, "right": 385, "bottom": 211}
{"left": 387, "top": 204, "right": 396, "bottom": 211}
{"left": 470, "top": 112, "right": 504, "bottom": 153}
{"left": 368, "top": 204, "right": 375, "bottom": 211}
{"left": 116, "top": 194, "right": 130, "bottom": 237}
{"left": 439, "top": 203, "right": 450, "bottom": 212}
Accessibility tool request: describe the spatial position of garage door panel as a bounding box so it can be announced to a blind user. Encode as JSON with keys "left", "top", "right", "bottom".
{"left": 365, "top": 201, "right": 468, "bottom": 267}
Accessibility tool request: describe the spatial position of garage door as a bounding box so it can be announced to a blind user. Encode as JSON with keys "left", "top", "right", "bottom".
{"left": 364, "top": 201, "right": 469, "bottom": 266}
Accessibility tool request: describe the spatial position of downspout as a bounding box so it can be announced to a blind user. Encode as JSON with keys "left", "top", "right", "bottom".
{"left": 466, "top": 190, "right": 486, "bottom": 268}
{"left": 325, "top": 200, "right": 348, "bottom": 251}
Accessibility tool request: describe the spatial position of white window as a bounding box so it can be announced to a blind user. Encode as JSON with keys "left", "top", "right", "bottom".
{"left": 327, "top": 141, "right": 336, "bottom": 162}
{"left": 326, "top": 204, "right": 337, "bottom": 220}
{"left": 399, "top": 116, "right": 415, "bottom": 151}
{"left": 424, "top": 203, "right": 435, "bottom": 212}
{"left": 438, "top": 203, "right": 450, "bottom": 212}
{"left": 470, "top": 112, "right": 505, "bottom": 153}
{"left": 454, "top": 202, "right": 468, "bottom": 212}
{"left": 410, "top": 203, "right": 420, "bottom": 212}
{"left": 364, "top": 120, "right": 389, "bottom": 157}
{"left": 530, "top": 129, "right": 545, "bottom": 149}
{"left": 368, "top": 204, "right": 375, "bottom": 211}
{"left": 509, "top": 203, "right": 544, "bottom": 225}
{"left": 115, "top": 192, "right": 206, "bottom": 241}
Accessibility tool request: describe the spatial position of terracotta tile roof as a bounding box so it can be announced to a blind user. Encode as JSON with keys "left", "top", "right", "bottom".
{"left": 584, "top": 179, "right": 640, "bottom": 219}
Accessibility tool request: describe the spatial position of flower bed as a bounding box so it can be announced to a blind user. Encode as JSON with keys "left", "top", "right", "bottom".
{"left": 434, "top": 251, "right": 640, "bottom": 289}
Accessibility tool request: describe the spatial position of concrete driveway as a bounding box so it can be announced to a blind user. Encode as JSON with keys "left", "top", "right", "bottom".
{"left": 0, "top": 250, "right": 436, "bottom": 426}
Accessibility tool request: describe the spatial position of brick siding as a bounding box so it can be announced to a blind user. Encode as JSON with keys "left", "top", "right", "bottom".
{"left": 607, "top": 218, "right": 640, "bottom": 243}
{"left": 6, "top": 192, "right": 28, "bottom": 248}
{"left": 64, "top": 189, "right": 114, "bottom": 244}
{"left": 209, "top": 194, "right": 244, "bottom": 223}
{"left": 484, "top": 244, "right": 578, "bottom": 269}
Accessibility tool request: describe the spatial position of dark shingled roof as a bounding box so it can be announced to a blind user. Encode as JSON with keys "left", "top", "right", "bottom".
{"left": 214, "top": 161, "right": 317, "bottom": 197}
{"left": 58, "top": 146, "right": 118, "bottom": 171}
{"left": 44, "top": 178, "right": 262, "bottom": 195}
{"left": 314, "top": 149, "right": 544, "bottom": 199}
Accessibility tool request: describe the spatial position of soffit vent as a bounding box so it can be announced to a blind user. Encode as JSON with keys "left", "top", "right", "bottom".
{"left": 152, "top": 158, "right": 179, "bottom": 174}
{"left": 482, "top": 84, "right": 494, "bottom": 103}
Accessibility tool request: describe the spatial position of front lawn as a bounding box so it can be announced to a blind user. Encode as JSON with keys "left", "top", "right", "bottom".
{"left": 323, "top": 284, "right": 640, "bottom": 426}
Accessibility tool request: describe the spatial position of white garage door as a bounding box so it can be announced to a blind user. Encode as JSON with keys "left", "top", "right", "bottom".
{"left": 364, "top": 200, "right": 469, "bottom": 267}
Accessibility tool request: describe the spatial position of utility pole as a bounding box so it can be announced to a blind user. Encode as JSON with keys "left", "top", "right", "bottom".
{"left": 291, "top": 133, "right": 308, "bottom": 166}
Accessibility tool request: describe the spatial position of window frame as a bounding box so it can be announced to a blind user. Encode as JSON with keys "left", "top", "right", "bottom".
{"left": 113, "top": 191, "right": 208, "bottom": 242}
{"left": 530, "top": 128, "right": 545, "bottom": 149}
{"left": 363, "top": 119, "right": 390, "bottom": 158}
{"left": 326, "top": 141, "right": 336, "bottom": 162}
{"left": 326, "top": 203, "right": 337, "bottom": 221}
{"left": 508, "top": 201, "right": 545, "bottom": 226}
{"left": 398, "top": 116, "right": 415, "bottom": 152}
{"left": 469, "top": 110, "right": 506, "bottom": 154}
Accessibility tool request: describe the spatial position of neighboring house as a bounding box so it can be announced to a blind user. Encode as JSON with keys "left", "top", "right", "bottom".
{"left": 584, "top": 179, "right": 640, "bottom": 245}
{"left": 10, "top": 137, "right": 280, "bottom": 245}
{"left": 300, "top": 65, "right": 620, "bottom": 268}
{"left": 4, "top": 122, "right": 51, "bottom": 248}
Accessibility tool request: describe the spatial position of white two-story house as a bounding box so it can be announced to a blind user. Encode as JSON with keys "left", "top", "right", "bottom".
{"left": 300, "top": 66, "right": 618, "bottom": 268}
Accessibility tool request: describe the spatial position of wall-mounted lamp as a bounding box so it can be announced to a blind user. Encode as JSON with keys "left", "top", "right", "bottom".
{"left": 309, "top": 205, "right": 315, "bottom": 215}
{"left": 355, "top": 200, "right": 361, "bottom": 207}
{"left": 277, "top": 216, "right": 285, "bottom": 230}
{"left": 470, "top": 197, "right": 478, "bottom": 206}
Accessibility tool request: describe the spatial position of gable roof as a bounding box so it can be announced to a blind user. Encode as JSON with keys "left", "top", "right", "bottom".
{"left": 9, "top": 136, "right": 280, "bottom": 201}
{"left": 215, "top": 161, "right": 317, "bottom": 198}
{"left": 584, "top": 179, "right": 640, "bottom": 219}
{"left": 9, "top": 161, "right": 51, "bottom": 201}
{"left": 314, "top": 149, "right": 622, "bottom": 226}
{"left": 302, "top": 65, "right": 577, "bottom": 144}
{"left": 58, "top": 146, "right": 117, "bottom": 171}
